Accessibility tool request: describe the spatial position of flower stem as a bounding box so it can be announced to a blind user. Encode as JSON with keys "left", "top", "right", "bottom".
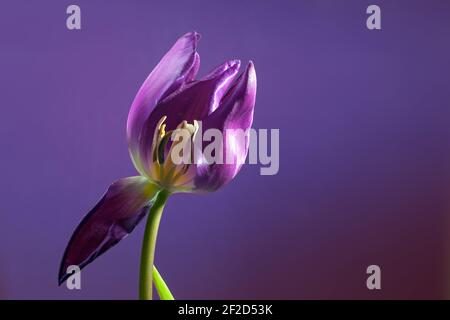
{"left": 153, "top": 265, "right": 175, "bottom": 300}
{"left": 139, "top": 189, "right": 170, "bottom": 300}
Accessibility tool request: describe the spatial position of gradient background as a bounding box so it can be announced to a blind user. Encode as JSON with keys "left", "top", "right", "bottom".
{"left": 1, "top": 0, "right": 449, "bottom": 299}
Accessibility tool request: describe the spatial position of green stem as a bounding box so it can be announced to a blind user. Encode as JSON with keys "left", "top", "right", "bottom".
{"left": 139, "top": 189, "right": 170, "bottom": 300}
{"left": 153, "top": 265, "right": 175, "bottom": 300}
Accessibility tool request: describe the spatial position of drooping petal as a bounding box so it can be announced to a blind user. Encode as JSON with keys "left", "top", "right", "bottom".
{"left": 138, "top": 60, "right": 241, "bottom": 176}
{"left": 127, "top": 32, "right": 200, "bottom": 176}
{"left": 58, "top": 177, "right": 160, "bottom": 285}
{"left": 194, "top": 61, "right": 257, "bottom": 192}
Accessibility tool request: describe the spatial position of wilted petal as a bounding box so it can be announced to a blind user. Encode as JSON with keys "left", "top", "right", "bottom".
{"left": 138, "top": 60, "right": 241, "bottom": 176}
{"left": 127, "top": 32, "right": 200, "bottom": 176}
{"left": 58, "top": 177, "right": 160, "bottom": 285}
{"left": 194, "top": 61, "right": 257, "bottom": 192}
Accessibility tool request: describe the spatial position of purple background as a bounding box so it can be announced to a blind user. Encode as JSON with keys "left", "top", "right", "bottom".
{"left": 1, "top": 0, "right": 450, "bottom": 299}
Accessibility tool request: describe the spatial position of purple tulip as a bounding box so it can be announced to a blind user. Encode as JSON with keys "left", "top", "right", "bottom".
{"left": 59, "top": 32, "right": 257, "bottom": 287}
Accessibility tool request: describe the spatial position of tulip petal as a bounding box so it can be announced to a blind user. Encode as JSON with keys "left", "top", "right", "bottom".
{"left": 58, "top": 177, "right": 160, "bottom": 285}
{"left": 138, "top": 60, "right": 241, "bottom": 175}
{"left": 127, "top": 32, "right": 200, "bottom": 176}
{"left": 184, "top": 52, "right": 200, "bottom": 83}
{"left": 194, "top": 62, "right": 257, "bottom": 192}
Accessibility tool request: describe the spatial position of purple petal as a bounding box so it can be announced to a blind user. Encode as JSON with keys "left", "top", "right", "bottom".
{"left": 127, "top": 32, "right": 200, "bottom": 176}
{"left": 58, "top": 177, "right": 160, "bottom": 285}
{"left": 194, "top": 61, "right": 257, "bottom": 192}
{"left": 138, "top": 60, "right": 241, "bottom": 175}
{"left": 184, "top": 52, "right": 200, "bottom": 83}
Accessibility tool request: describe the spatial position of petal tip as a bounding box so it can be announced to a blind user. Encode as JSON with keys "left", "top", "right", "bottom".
{"left": 58, "top": 273, "right": 65, "bottom": 286}
{"left": 245, "top": 61, "right": 257, "bottom": 89}
{"left": 246, "top": 60, "right": 255, "bottom": 73}
{"left": 58, "top": 260, "right": 69, "bottom": 285}
{"left": 223, "top": 59, "right": 241, "bottom": 74}
{"left": 183, "top": 31, "right": 201, "bottom": 45}
{"left": 229, "top": 59, "right": 241, "bottom": 68}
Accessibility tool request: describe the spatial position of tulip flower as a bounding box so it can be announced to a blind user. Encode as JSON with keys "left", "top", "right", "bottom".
{"left": 58, "top": 32, "right": 257, "bottom": 299}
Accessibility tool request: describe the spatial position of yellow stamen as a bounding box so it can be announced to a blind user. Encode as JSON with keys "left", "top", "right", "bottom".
{"left": 148, "top": 116, "right": 199, "bottom": 192}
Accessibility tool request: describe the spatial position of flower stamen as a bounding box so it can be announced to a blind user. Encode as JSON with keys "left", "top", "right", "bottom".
{"left": 148, "top": 116, "right": 199, "bottom": 192}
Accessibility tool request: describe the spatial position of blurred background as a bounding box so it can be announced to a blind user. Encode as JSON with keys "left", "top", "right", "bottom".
{"left": 0, "top": 0, "right": 449, "bottom": 299}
